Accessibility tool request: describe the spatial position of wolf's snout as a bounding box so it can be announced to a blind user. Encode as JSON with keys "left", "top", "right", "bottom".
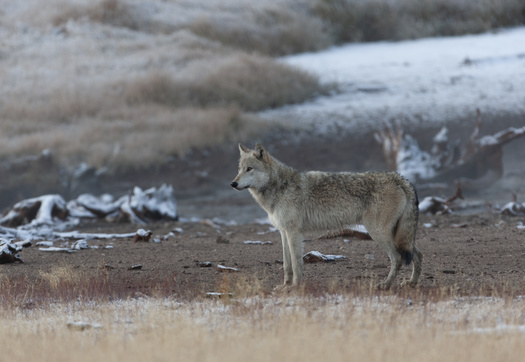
{"left": 231, "top": 181, "right": 238, "bottom": 189}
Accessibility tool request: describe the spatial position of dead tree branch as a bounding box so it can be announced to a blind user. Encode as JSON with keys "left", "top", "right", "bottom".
{"left": 375, "top": 110, "right": 525, "bottom": 192}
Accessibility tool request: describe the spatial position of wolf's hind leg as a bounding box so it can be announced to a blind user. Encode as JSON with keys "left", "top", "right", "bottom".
{"left": 381, "top": 247, "right": 403, "bottom": 289}
{"left": 367, "top": 228, "right": 402, "bottom": 289}
{"left": 408, "top": 246, "right": 423, "bottom": 287}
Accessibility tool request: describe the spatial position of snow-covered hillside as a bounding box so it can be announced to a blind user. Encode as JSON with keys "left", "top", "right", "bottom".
{"left": 261, "top": 27, "right": 525, "bottom": 134}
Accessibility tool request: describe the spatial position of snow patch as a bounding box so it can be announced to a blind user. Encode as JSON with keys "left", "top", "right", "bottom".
{"left": 261, "top": 27, "right": 525, "bottom": 134}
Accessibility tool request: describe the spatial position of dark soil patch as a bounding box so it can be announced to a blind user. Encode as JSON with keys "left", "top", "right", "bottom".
{"left": 2, "top": 213, "right": 525, "bottom": 301}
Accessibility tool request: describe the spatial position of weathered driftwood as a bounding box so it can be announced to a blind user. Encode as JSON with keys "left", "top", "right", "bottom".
{"left": 375, "top": 110, "right": 525, "bottom": 192}
{"left": 303, "top": 251, "right": 347, "bottom": 263}
{"left": 419, "top": 185, "right": 464, "bottom": 215}
{"left": 0, "top": 195, "right": 69, "bottom": 228}
{"left": 499, "top": 193, "right": 525, "bottom": 216}
{"left": 133, "top": 229, "right": 152, "bottom": 242}
{"left": 216, "top": 264, "right": 239, "bottom": 272}
{"left": 0, "top": 184, "right": 178, "bottom": 227}
{"left": 0, "top": 239, "right": 23, "bottom": 264}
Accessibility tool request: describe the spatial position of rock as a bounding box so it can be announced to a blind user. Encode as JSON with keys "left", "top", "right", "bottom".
{"left": 216, "top": 236, "right": 230, "bottom": 244}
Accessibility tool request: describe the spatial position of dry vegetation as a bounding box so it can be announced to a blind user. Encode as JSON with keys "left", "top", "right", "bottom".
{"left": 0, "top": 0, "right": 524, "bottom": 168}
{"left": 0, "top": 0, "right": 330, "bottom": 170}
{"left": 1, "top": 268, "right": 524, "bottom": 361}
{"left": 0, "top": 0, "right": 523, "bottom": 171}
{"left": 315, "top": 0, "right": 525, "bottom": 43}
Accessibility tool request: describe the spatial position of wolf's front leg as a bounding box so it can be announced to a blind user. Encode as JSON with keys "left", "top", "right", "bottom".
{"left": 285, "top": 230, "right": 304, "bottom": 286}
{"left": 280, "top": 230, "right": 293, "bottom": 285}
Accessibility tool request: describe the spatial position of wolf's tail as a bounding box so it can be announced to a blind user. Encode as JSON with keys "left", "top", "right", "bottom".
{"left": 394, "top": 184, "right": 419, "bottom": 265}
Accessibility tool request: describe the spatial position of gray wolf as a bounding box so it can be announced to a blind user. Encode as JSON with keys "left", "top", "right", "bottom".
{"left": 231, "top": 143, "right": 422, "bottom": 289}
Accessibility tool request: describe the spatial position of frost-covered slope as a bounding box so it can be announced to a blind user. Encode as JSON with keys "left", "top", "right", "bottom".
{"left": 261, "top": 27, "right": 525, "bottom": 134}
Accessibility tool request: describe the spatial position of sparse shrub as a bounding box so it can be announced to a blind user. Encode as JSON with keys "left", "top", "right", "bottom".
{"left": 125, "top": 54, "right": 329, "bottom": 111}
{"left": 39, "top": 266, "right": 82, "bottom": 291}
{"left": 189, "top": 6, "right": 331, "bottom": 56}
{"left": 50, "top": 0, "right": 141, "bottom": 30}
{"left": 313, "top": 0, "right": 525, "bottom": 43}
{"left": 91, "top": 106, "right": 259, "bottom": 170}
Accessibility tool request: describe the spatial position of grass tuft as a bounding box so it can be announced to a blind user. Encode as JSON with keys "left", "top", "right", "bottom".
{"left": 125, "top": 54, "right": 328, "bottom": 112}
{"left": 314, "top": 0, "right": 525, "bottom": 43}
{"left": 189, "top": 5, "right": 331, "bottom": 56}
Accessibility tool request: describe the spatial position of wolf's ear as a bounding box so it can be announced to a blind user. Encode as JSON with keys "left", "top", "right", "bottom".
{"left": 239, "top": 143, "right": 250, "bottom": 155}
{"left": 254, "top": 143, "right": 271, "bottom": 164}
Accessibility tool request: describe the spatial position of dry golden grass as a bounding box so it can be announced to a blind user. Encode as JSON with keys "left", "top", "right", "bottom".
{"left": 124, "top": 54, "right": 325, "bottom": 111}
{"left": 0, "top": 290, "right": 524, "bottom": 361}
{"left": 39, "top": 266, "right": 83, "bottom": 291}
{"left": 0, "top": 106, "right": 259, "bottom": 169}
{"left": 1, "top": 268, "right": 524, "bottom": 361}
{"left": 0, "top": 1, "right": 328, "bottom": 170}
{"left": 0, "top": 0, "right": 523, "bottom": 171}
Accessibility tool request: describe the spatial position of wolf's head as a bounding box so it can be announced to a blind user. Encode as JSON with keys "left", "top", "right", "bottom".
{"left": 231, "top": 143, "right": 272, "bottom": 191}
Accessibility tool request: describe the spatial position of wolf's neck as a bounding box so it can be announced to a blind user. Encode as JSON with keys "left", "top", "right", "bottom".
{"left": 249, "top": 160, "right": 298, "bottom": 212}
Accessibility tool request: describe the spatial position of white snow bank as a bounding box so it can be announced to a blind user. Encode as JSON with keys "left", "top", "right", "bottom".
{"left": 261, "top": 27, "right": 525, "bottom": 134}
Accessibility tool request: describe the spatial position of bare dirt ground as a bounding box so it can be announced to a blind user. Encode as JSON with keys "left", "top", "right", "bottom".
{"left": 3, "top": 212, "right": 525, "bottom": 299}
{"left": 2, "top": 118, "right": 525, "bottom": 299}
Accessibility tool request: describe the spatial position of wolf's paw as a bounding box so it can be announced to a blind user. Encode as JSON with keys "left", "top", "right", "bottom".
{"left": 375, "top": 281, "right": 392, "bottom": 290}
{"left": 272, "top": 284, "right": 292, "bottom": 295}
{"left": 400, "top": 280, "right": 418, "bottom": 288}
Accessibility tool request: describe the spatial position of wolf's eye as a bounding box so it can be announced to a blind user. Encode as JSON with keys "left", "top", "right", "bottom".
{"left": 246, "top": 167, "right": 253, "bottom": 172}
